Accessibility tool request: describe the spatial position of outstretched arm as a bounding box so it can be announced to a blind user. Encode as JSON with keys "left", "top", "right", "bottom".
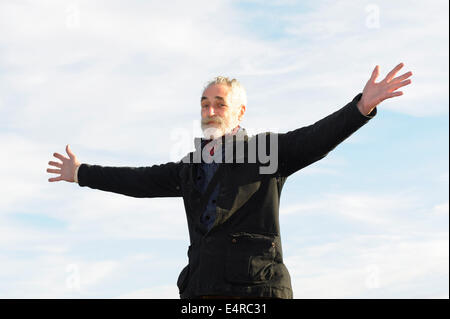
{"left": 75, "top": 162, "right": 183, "bottom": 198}
{"left": 47, "top": 145, "right": 183, "bottom": 198}
{"left": 277, "top": 63, "right": 413, "bottom": 177}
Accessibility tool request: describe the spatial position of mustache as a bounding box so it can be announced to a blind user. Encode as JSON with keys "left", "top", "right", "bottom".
{"left": 201, "top": 116, "right": 224, "bottom": 125}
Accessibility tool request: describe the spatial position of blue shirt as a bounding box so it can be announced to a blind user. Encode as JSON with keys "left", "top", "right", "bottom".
{"left": 196, "top": 127, "right": 243, "bottom": 231}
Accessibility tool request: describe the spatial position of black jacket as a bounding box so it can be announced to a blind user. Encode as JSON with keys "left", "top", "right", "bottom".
{"left": 77, "top": 93, "right": 376, "bottom": 298}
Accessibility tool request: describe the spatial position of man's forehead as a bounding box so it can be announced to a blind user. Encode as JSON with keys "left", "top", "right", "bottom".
{"left": 201, "top": 84, "right": 230, "bottom": 101}
{"left": 201, "top": 95, "right": 226, "bottom": 102}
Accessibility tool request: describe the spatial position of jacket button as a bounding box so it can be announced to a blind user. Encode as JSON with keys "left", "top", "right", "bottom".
{"left": 231, "top": 238, "right": 237, "bottom": 244}
{"left": 176, "top": 185, "right": 180, "bottom": 190}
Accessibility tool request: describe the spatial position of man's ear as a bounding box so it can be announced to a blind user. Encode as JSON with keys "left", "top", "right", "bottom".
{"left": 238, "top": 104, "right": 246, "bottom": 121}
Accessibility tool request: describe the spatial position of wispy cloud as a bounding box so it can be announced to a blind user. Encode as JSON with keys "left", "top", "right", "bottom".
{"left": 285, "top": 232, "right": 449, "bottom": 298}
{"left": 0, "top": 0, "right": 447, "bottom": 298}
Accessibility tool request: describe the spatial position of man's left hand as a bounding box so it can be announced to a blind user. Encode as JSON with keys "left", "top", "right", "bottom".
{"left": 357, "top": 63, "right": 413, "bottom": 116}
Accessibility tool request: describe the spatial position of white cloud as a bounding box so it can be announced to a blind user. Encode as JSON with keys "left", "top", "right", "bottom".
{"left": 0, "top": 134, "right": 58, "bottom": 212}
{"left": 63, "top": 192, "right": 189, "bottom": 240}
{"left": 281, "top": 189, "right": 421, "bottom": 225}
{"left": 243, "top": 0, "right": 448, "bottom": 120}
{"left": 285, "top": 233, "right": 449, "bottom": 298}
{"left": 0, "top": 255, "right": 120, "bottom": 298}
{"left": 0, "top": 0, "right": 447, "bottom": 298}
{"left": 77, "top": 260, "right": 119, "bottom": 288}
{"left": 281, "top": 186, "right": 449, "bottom": 298}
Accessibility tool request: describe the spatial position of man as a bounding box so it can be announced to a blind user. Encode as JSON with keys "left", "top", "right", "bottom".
{"left": 47, "top": 63, "right": 412, "bottom": 298}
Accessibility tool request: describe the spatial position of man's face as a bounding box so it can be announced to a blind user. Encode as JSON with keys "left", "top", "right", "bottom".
{"left": 200, "top": 84, "right": 244, "bottom": 139}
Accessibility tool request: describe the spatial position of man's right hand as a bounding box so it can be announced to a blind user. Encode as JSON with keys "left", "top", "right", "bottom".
{"left": 47, "top": 144, "right": 81, "bottom": 183}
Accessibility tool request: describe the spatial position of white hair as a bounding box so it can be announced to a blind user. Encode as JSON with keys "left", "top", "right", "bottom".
{"left": 203, "top": 76, "right": 247, "bottom": 109}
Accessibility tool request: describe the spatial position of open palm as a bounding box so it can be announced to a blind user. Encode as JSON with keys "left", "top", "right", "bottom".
{"left": 47, "top": 144, "right": 80, "bottom": 182}
{"left": 358, "top": 63, "right": 413, "bottom": 115}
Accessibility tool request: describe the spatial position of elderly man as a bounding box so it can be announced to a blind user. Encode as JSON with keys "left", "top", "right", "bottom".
{"left": 47, "top": 63, "right": 412, "bottom": 299}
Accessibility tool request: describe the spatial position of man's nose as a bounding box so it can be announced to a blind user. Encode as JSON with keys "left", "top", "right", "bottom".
{"left": 207, "top": 105, "right": 215, "bottom": 117}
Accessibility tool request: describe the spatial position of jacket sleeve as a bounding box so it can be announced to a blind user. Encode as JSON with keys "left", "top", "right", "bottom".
{"left": 77, "top": 161, "right": 183, "bottom": 198}
{"left": 277, "top": 93, "right": 377, "bottom": 177}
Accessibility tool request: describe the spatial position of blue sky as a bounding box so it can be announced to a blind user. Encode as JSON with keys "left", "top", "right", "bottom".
{"left": 0, "top": 0, "right": 448, "bottom": 298}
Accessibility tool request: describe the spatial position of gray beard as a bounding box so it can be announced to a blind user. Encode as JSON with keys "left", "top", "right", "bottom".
{"left": 201, "top": 125, "right": 226, "bottom": 140}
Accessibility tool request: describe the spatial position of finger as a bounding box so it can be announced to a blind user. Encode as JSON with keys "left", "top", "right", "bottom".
{"left": 369, "top": 65, "right": 380, "bottom": 83}
{"left": 389, "top": 79, "right": 412, "bottom": 91}
{"left": 66, "top": 144, "right": 75, "bottom": 159}
{"left": 47, "top": 168, "right": 61, "bottom": 174}
{"left": 48, "top": 176, "right": 62, "bottom": 182}
{"left": 53, "top": 152, "right": 68, "bottom": 162}
{"left": 384, "top": 62, "right": 404, "bottom": 83}
{"left": 386, "top": 91, "right": 403, "bottom": 99}
{"left": 391, "top": 71, "right": 413, "bottom": 83}
{"left": 48, "top": 161, "right": 62, "bottom": 168}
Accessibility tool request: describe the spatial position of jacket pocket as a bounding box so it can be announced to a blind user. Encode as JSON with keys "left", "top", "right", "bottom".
{"left": 225, "top": 232, "right": 277, "bottom": 284}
